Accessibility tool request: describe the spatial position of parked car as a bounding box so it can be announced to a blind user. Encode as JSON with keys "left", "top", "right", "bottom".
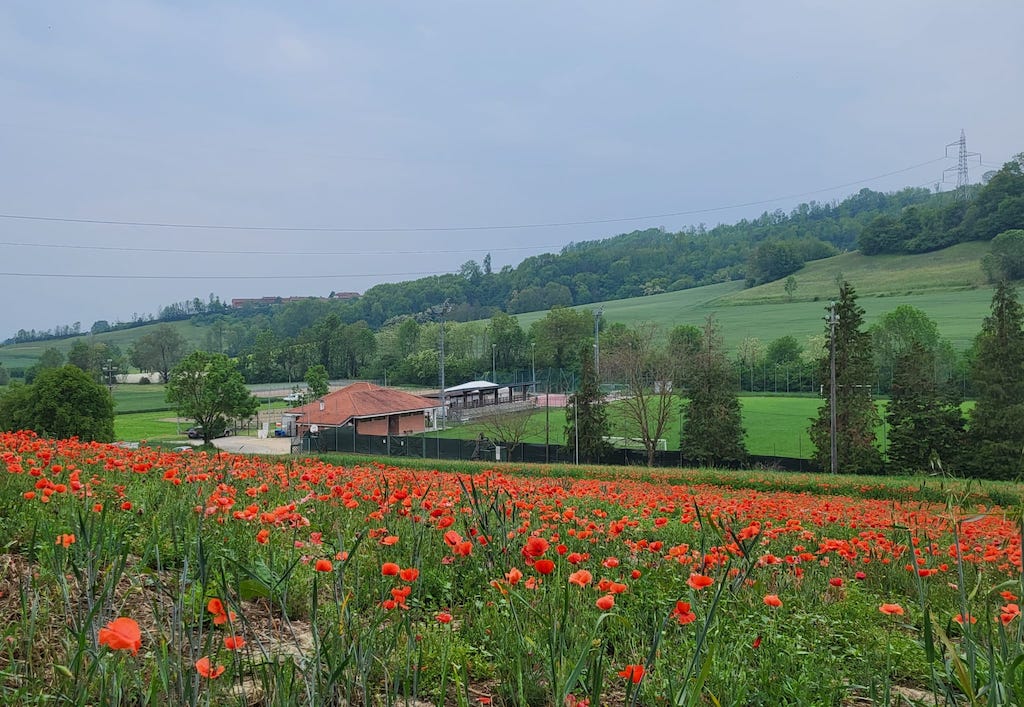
{"left": 186, "top": 426, "right": 233, "bottom": 440}
{"left": 282, "top": 393, "right": 302, "bottom": 403}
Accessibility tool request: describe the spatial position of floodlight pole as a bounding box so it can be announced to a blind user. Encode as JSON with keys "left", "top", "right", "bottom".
{"left": 531, "top": 342, "right": 536, "bottom": 394}
{"left": 439, "top": 304, "right": 449, "bottom": 430}
{"left": 827, "top": 301, "right": 840, "bottom": 474}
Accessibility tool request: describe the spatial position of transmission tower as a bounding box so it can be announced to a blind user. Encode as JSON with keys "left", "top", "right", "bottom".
{"left": 944, "top": 129, "right": 980, "bottom": 201}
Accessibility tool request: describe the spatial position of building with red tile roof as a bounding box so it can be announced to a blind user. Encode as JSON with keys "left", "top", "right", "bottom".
{"left": 282, "top": 382, "right": 438, "bottom": 437}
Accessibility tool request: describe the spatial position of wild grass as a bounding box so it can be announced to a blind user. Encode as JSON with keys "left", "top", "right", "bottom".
{"left": 1, "top": 431, "right": 1021, "bottom": 705}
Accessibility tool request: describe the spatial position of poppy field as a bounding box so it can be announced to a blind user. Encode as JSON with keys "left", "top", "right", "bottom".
{"left": 0, "top": 430, "right": 1022, "bottom": 706}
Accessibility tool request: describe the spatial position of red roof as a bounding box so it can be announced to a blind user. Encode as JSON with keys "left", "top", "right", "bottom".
{"left": 283, "top": 382, "right": 436, "bottom": 427}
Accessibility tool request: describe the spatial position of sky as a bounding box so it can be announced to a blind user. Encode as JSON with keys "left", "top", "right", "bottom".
{"left": 1, "top": 1, "right": 1022, "bottom": 340}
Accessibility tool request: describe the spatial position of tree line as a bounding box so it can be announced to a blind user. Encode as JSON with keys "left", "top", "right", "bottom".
{"left": 3, "top": 279, "right": 1023, "bottom": 479}
{"left": 560, "top": 280, "right": 1024, "bottom": 480}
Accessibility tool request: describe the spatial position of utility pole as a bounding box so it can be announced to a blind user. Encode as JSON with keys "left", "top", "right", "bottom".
{"left": 491, "top": 343, "right": 496, "bottom": 383}
{"left": 102, "top": 358, "right": 117, "bottom": 394}
{"left": 827, "top": 301, "right": 839, "bottom": 474}
{"left": 594, "top": 308, "right": 603, "bottom": 377}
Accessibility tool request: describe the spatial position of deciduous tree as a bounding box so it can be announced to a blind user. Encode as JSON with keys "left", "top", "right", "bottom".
{"left": 130, "top": 324, "right": 189, "bottom": 383}
{"left": 166, "top": 352, "right": 258, "bottom": 444}
{"left": 604, "top": 323, "right": 677, "bottom": 466}
{"left": 0, "top": 366, "right": 114, "bottom": 442}
{"left": 305, "top": 364, "right": 329, "bottom": 399}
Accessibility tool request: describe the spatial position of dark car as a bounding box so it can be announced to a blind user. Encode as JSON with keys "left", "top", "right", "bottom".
{"left": 186, "top": 426, "right": 233, "bottom": 440}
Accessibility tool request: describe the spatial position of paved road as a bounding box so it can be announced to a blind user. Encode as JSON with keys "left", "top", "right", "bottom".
{"left": 212, "top": 435, "right": 293, "bottom": 455}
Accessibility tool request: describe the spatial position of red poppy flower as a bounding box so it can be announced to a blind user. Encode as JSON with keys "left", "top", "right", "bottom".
{"left": 399, "top": 567, "right": 419, "bottom": 582}
{"left": 195, "top": 656, "right": 225, "bottom": 679}
{"left": 315, "top": 558, "right": 333, "bottom": 572}
{"left": 687, "top": 573, "right": 713, "bottom": 591}
{"left": 98, "top": 617, "right": 141, "bottom": 655}
{"left": 763, "top": 594, "right": 782, "bottom": 608}
{"left": 223, "top": 635, "right": 246, "bottom": 650}
{"left": 381, "top": 562, "right": 400, "bottom": 576}
{"left": 617, "top": 664, "right": 645, "bottom": 684}
{"left": 505, "top": 567, "right": 523, "bottom": 585}
{"left": 436, "top": 612, "right": 453, "bottom": 624}
{"left": 534, "top": 559, "right": 555, "bottom": 575}
{"left": 568, "top": 569, "right": 593, "bottom": 587}
{"left": 596, "top": 594, "right": 615, "bottom": 611}
{"left": 672, "top": 601, "right": 696, "bottom": 625}
{"left": 524, "top": 536, "right": 549, "bottom": 557}
{"left": 829, "top": 577, "right": 843, "bottom": 587}
{"left": 879, "top": 603, "right": 904, "bottom": 616}
{"left": 1000, "top": 603, "right": 1020, "bottom": 624}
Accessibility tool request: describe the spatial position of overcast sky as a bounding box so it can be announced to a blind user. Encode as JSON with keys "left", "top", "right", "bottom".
{"left": 1, "top": 1, "right": 1022, "bottom": 340}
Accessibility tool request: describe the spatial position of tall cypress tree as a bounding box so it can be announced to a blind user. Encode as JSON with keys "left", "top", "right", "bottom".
{"left": 965, "top": 282, "right": 1024, "bottom": 479}
{"left": 680, "top": 316, "right": 747, "bottom": 467}
{"left": 564, "top": 346, "right": 610, "bottom": 463}
{"left": 809, "top": 282, "right": 883, "bottom": 473}
{"left": 886, "top": 340, "right": 965, "bottom": 475}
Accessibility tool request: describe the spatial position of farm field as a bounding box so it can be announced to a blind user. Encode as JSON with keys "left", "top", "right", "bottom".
{"left": 0, "top": 320, "right": 209, "bottom": 371}
{"left": 0, "top": 431, "right": 1020, "bottom": 705}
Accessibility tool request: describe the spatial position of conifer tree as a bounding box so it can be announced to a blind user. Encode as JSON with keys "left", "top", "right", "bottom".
{"left": 680, "top": 316, "right": 747, "bottom": 467}
{"left": 886, "top": 340, "right": 965, "bottom": 474}
{"left": 965, "top": 281, "right": 1024, "bottom": 479}
{"left": 809, "top": 282, "right": 883, "bottom": 473}
{"left": 564, "top": 346, "right": 610, "bottom": 463}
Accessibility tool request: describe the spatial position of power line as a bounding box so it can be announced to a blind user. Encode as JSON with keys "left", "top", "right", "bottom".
{"left": 0, "top": 156, "right": 949, "bottom": 234}
{"left": 0, "top": 269, "right": 452, "bottom": 281}
{"left": 0, "top": 241, "right": 555, "bottom": 257}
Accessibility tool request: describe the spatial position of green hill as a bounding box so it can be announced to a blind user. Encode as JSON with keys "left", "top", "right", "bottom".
{"left": 0, "top": 320, "right": 209, "bottom": 371}
{"left": 517, "top": 241, "right": 998, "bottom": 351}
{"left": 0, "top": 241, "right": 1006, "bottom": 375}
{"left": 723, "top": 241, "right": 990, "bottom": 304}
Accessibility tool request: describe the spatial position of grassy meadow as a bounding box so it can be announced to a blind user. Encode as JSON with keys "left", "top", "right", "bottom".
{"left": 0, "top": 320, "right": 209, "bottom": 371}
{"left": 1, "top": 431, "right": 1021, "bottom": 705}
{"left": 516, "top": 241, "right": 998, "bottom": 352}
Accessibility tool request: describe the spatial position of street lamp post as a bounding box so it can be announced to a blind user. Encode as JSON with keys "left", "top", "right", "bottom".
{"left": 531, "top": 342, "right": 536, "bottom": 394}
